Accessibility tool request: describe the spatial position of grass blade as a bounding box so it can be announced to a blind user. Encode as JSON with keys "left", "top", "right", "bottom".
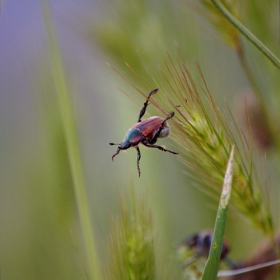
{"left": 201, "top": 146, "right": 234, "bottom": 280}
{"left": 40, "top": 2, "right": 102, "bottom": 279}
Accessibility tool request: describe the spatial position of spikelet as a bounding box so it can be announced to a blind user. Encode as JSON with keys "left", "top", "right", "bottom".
{"left": 105, "top": 189, "right": 156, "bottom": 280}
{"left": 147, "top": 57, "right": 273, "bottom": 237}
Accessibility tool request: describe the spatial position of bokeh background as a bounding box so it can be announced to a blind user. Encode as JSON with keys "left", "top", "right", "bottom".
{"left": 0, "top": 0, "right": 279, "bottom": 279}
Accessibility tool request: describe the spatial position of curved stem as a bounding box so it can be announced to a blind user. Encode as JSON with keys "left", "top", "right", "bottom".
{"left": 211, "top": 0, "right": 280, "bottom": 70}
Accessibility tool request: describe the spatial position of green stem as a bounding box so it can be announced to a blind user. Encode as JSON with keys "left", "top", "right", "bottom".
{"left": 40, "top": 2, "right": 102, "bottom": 280}
{"left": 211, "top": 0, "right": 280, "bottom": 70}
{"left": 202, "top": 146, "right": 234, "bottom": 280}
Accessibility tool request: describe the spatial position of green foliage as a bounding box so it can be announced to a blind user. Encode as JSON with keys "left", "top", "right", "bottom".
{"left": 93, "top": 0, "right": 280, "bottom": 279}
{"left": 163, "top": 60, "right": 273, "bottom": 235}
{"left": 106, "top": 190, "right": 156, "bottom": 280}
{"left": 4, "top": 0, "right": 277, "bottom": 279}
{"left": 93, "top": 0, "right": 201, "bottom": 85}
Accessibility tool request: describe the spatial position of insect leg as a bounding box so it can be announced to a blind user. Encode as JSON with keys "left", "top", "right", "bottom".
{"left": 136, "top": 146, "right": 141, "bottom": 177}
{"left": 112, "top": 148, "right": 121, "bottom": 161}
{"left": 150, "top": 111, "right": 175, "bottom": 143}
{"left": 142, "top": 141, "right": 178, "bottom": 155}
{"left": 138, "top": 88, "right": 158, "bottom": 122}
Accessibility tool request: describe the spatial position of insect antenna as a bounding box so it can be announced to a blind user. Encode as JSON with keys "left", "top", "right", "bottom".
{"left": 109, "top": 143, "right": 120, "bottom": 146}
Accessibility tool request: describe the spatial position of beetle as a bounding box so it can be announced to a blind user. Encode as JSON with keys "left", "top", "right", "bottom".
{"left": 177, "top": 230, "right": 230, "bottom": 268}
{"left": 109, "top": 88, "right": 178, "bottom": 177}
{"left": 182, "top": 230, "right": 230, "bottom": 261}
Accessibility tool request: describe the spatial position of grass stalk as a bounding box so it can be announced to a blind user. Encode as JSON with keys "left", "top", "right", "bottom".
{"left": 40, "top": 2, "right": 102, "bottom": 279}
{"left": 211, "top": 0, "right": 280, "bottom": 70}
{"left": 201, "top": 146, "right": 234, "bottom": 280}
{"left": 106, "top": 188, "right": 156, "bottom": 280}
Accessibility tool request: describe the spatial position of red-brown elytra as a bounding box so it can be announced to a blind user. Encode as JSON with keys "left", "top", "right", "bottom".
{"left": 109, "top": 88, "right": 178, "bottom": 177}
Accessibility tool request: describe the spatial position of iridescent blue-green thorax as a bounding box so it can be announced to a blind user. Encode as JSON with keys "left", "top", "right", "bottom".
{"left": 122, "top": 128, "right": 143, "bottom": 148}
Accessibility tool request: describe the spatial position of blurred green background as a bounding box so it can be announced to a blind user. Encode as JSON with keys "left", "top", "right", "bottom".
{"left": 0, "top": 0, "right": 279, "bottom": 279}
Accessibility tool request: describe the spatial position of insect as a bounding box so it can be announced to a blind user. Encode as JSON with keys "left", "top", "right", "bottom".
{"left": 109, "top": 88, "right": 178, "bottom": 177}
{"left": 183, "top": 230, "right": 230, "bottom": 261}
{"left": 177, "top": 230, "right": 230, "bottom": 267}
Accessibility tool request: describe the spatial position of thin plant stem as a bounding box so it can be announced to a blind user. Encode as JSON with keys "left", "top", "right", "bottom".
{"left": 218, "top": 259, "right": 280, "bottom": 277}
{"left": 211, "top": 0, "right": 280, "bottom": 70}
{"left": 202, "top": 146, "right": 234, "bottom": 280}
{"left": 40, "top": 2, "right": 102, "bottom": 279}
